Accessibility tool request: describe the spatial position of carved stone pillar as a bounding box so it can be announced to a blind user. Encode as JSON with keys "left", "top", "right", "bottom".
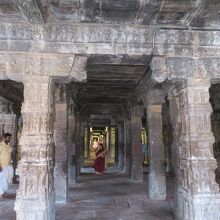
{"left": 175, "top": 78, "right": 220, "bottom": 220}
{"left": 54, "top": 84, "right": 68, "bottom": 203}
{"left": 147, "top": 103, "right": 166, "bottom": 200}
{"left": 131, "top": 106, "right": 143, "bottom": 182}
{"left": 14, "top": 76, "right": 55, "bottom": 220}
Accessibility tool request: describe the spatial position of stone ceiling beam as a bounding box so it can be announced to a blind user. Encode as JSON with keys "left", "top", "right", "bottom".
{"left": 1, "top": 21, "right": 220, "bottom": 56}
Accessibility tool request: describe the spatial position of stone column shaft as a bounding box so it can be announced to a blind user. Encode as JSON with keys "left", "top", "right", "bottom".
{"left": 131, "top": 108, "right": 143, "bottom": 182}
{"left": 54, "top": 88, "right": 68, "bottom": 203}
{"left": 14, "top": 76, "right": 55, "bottom": 220}
{"left": 124, "top": 120, "right": 132, "bottom": 174}
{"left": 175, "top": 78, "right": 220, "bottom": 220}
{"left": 75, "top": 113, "right": 81, "bottom": 177}
{"left": 68, "top": 108, "right": 76, "bottom": 186}
{"left": 147, "top": 104, "right": 166, "bottom": 200}
{"left": 168, "top": 90, "right": 181, "bottom": 177}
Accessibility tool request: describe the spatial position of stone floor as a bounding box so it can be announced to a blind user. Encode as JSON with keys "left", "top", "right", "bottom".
{"left": 56, "top": 172, "right": 174, "bottom": 220}
{"left": 0, "top": 172, "right": 174, "bottom": 220}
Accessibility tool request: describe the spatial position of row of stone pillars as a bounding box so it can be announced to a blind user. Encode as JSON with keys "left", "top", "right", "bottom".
{"left": 127, "top": 78, "right": 220, "bottom": 219}
{"left": 129, "top": 97, "right": 166, "bottom": 200}
{"left": 8, "top": 76, "right": 220, "bottom": 220}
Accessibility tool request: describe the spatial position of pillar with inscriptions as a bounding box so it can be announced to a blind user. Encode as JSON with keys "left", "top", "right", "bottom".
{"left": 130, "top": 106, "right": 143, "bottom": 182}
{"left": 54, "top": 84, "right": 68, "bottom": 203}
{"left": 147, "top": 90, "right": 166, "bottom": 200}
{"left": 175, "top": 78, "right": 220, "bottom": 220}
{"left": 14, "top": 76, "right": 55, "bottom": 220}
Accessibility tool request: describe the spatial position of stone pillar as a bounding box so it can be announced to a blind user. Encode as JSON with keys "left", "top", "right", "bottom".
{"left": 109, "top": 126, "right": 116, "bottom": 161}
{"left": 175, "top": 78, "right": 220, "bottom": 220}
{"left": 118, "top": 121, "right": 125, "bottom": 171}
{"left": 147, "top": 103, "right": 166, "bottom": 200}
{"left": 130, "top": 106, "right": 143, "bottom": 182}
{"left": 14, "top": 76, "right": 55, "bottom": 220}
{"left": 124, "top": 119, "right": 132, "bottom": 174}
{"left": 168, "top": 89, "right": 181, "bottom": 177}
{"left": 67, "top": 105, "right": 76, "bottom": 185}
{"left": 86, "top": 126, "right": 90, "bottom": 160}
{"left": 75, "top": 112, "right": 81, "bottom": 177}
{"left": 162, "top": 100, "right": 173, "bottom": 173}
{"left": 54, "top": 85, "right": 68, "bottom": 203}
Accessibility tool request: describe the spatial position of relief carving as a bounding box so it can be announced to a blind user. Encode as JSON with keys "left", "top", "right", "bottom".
{"left": 17, "top": 0, "right": 44, "bottom": 23}
{"left": 0, "top": 4, "right": 19, "bottom": 16}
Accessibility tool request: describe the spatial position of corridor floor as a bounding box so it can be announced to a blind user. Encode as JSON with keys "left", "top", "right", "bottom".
{"left": 0, "top": 173, "right": 174, "bottom": 220}
{"left": 56, "top": 173, "right": 173, "bottom": 220}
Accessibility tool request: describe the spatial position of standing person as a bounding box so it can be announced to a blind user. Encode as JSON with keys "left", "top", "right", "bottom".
{"left": 0, "top": 133, "right": 13, "bottom": 199}
{"left": 93, "top": 143, "right": 106, "bottom": 174}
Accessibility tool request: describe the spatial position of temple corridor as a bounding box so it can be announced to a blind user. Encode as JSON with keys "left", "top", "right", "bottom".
{"left": 2, "top": 1, "right": 220, "bottom": 219}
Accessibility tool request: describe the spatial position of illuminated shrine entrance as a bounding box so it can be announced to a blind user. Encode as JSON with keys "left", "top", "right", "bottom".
{"left": 83, "top": 126, "right": 117, "bottom": 167}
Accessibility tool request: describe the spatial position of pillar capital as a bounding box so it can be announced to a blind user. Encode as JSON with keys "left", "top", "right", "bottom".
{"left": 0, "top": 52, "right": 87, "bottom": 83}
{"left": 146, "top": 89, "right": 165, "bottom": 106}
{"left": 150, "top": 56, "right": 215, "bottom": 83}
{"left": 130, "top": 105, "right": 143, "bottom": 118}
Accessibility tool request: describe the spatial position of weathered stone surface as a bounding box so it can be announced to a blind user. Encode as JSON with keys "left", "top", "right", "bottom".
{"left": 0, "top": 53, "right": 87, "bottom": 82}
{"left": 151, "top": 56, "right": 220, "bottom": 83}
{"left": 2, "top": 2, "right": 220, "bottom": 220}
{"left": 173, "top": 77, "right": 220, "bottom": 220}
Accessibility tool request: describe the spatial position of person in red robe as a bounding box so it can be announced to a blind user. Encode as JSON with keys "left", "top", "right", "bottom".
{"left": 94, "top": 143, "right": 106, "bottom": 174}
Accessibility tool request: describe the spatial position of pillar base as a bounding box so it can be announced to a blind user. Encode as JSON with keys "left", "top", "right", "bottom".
{"left": 54, "top": 163, "right": 67, "bottom": 203}
{"left": 148, "top": 171, "right": 166, "bottom": 200}
{"left": 14, "top": 194, "right": 55, "bottom": 220}
{"left": 131, "top": 164, "right": 143, "bottom": 182}
{"left": 175, "top": 187, "right": 220, "bottom": 220}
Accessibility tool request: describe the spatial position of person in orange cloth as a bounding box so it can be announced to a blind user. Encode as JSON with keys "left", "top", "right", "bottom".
{"left": 93, "top": 143, "right": 106, "bottom": 174}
